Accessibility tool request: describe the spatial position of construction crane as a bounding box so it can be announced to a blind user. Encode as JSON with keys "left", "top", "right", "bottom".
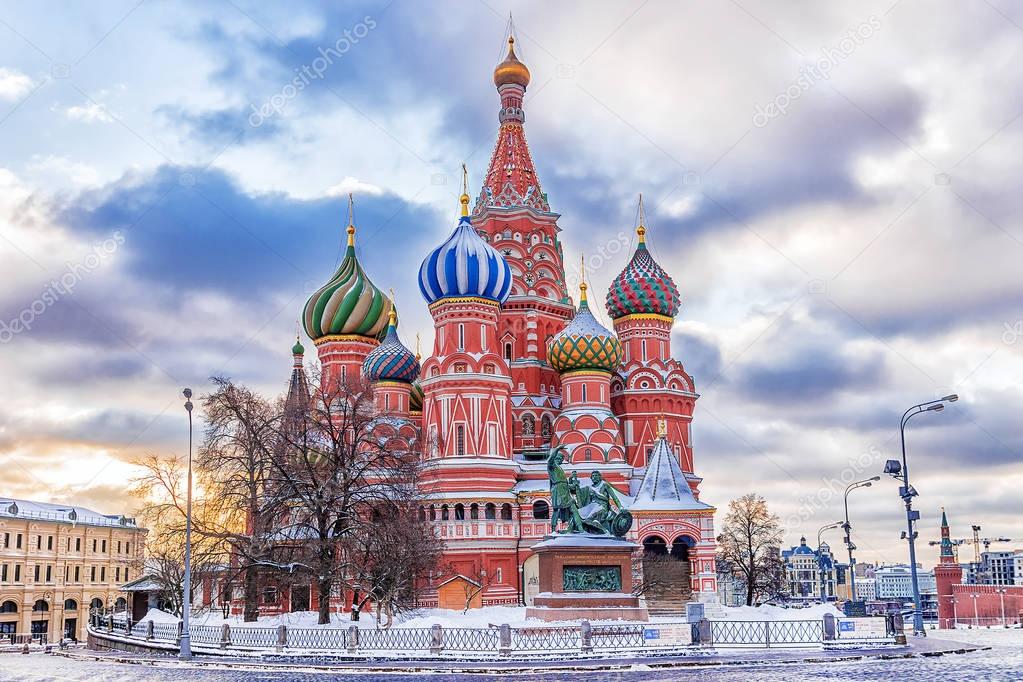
{"left": 970, "top": 525, "right": 1013, "bottom": 562}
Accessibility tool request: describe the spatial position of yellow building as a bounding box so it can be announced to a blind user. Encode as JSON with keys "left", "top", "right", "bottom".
{"left": 0, "top": 498, "right": 147, "bottom": 642}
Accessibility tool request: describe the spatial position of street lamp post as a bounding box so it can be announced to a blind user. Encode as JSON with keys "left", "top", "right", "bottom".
{"left": 179, "top": 388, "right": 194, "bottom": 660}
{"left": 817, "top": 521, "right": 844, "bottom": 603}
{"left": 843, "top": 476, "right": 880, "bottom": 601}
{"left": 972, "top": 593, "right": 979, "bottom": 627}
{"left": 884, "top": 394, "right": 958, "bottom": 636}
{"left": 996, "top": 588, "right": 1007, "bottom": 627}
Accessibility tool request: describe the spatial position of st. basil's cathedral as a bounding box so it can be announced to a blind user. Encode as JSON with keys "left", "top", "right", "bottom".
{"left": 293, "top": 34, "right": 718, "bottom": 612}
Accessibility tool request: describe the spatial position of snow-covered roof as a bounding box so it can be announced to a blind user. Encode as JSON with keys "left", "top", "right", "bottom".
{"left": 120, "top": 575, "right": 164, "bottom": 592}
{"left": 0, "top": 497, "right": 143, "bottom": 529}
{"left": 629, "top": 438, "right": 712, "bottom": 512}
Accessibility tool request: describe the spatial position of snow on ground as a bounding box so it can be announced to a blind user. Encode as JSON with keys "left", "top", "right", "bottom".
{"left": 137, "top": 608, "right": 180, "bottom": 624}
{"left": 926, "top": 624, "right": 1023, "bottom": 646}
{"left": 178, "top": 603, "right": 843, "bottom": 630}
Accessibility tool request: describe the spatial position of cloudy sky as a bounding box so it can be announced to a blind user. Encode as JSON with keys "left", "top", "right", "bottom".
{"left": 1, "top": 0, "right": 1021, "bottom": 568}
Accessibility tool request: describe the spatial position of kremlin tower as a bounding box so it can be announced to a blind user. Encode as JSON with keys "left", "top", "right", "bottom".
{"left": 280, "top": 29, "right": 718, "bottom": 613}
{"left": 934, "top": 508, "right": 963, "bottom": 629}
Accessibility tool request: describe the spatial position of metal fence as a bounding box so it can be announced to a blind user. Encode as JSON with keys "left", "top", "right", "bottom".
{"left": 89, "top": 612, "right": 896, "bottom": 657}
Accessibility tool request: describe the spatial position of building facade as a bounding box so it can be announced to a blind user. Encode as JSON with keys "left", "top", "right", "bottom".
{"left": 782, "top": 537, "right": 849, "bottom": 603}
{"left": 0, "top": 498, "right": 145, "bottom": 641}
{"left": 936, "top": 509, "right": 1023, "bottom": 627}
{"left": 286, "top": 33, "right": 718, "bottom": 613}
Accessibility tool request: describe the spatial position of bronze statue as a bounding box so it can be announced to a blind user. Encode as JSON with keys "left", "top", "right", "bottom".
{"left": 545, "top": 445, "right": 632, "bottom": 538}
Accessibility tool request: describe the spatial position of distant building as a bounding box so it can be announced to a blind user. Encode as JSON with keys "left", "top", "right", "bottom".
{"left": 781, "top": 537, "right": 848, "bottom": 603}
{"left": 0, "top": 498, "right": 146, "bottom": 642}
{"left": 855, "top": 577, "right": 877, "bottom": 601}
{"left": 935, "top": 509, "right": 1023, "bottom": 628}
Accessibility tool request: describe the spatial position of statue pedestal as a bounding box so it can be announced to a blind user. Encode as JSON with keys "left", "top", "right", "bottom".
{"left": 524, "top": 535, "right": 649, "bottom": 622}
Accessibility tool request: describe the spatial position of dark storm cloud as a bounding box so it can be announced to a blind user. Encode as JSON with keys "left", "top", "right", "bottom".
{"left": 734, "top": 343, "right": 887, "bottom": 404}
{"left": 60, "top": 164, "right": 442, "bottom": 298}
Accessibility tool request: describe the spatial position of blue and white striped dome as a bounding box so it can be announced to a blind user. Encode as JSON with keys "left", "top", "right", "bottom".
{"left": 418, "top": 215, "right": 513, "bottom": 305}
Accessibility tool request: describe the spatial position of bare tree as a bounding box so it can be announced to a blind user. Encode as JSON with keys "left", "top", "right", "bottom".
{"left": 716, "top": 493, "right": 785, "bottom": 606}
{"left": 269, "top": 372, "right": 434, "bottom": 625}
{"left": 131, "top": 378, "right": 285, "bottom": 621}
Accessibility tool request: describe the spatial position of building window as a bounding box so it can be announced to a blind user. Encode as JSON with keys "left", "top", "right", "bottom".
{"left": 481, "top": 324, "right": 487, "bottom": 351}
{"left": 504, "top": 342, "right": 512, "bottom": 361}
{"left": 0, "top": 600, "right": 14, "bottom": 613}
{"left": 126, "top": 542, "right": 130, "bottom": 555}
{"left": 483, "top": 363, "right": 496, "bottom": 374}
{"left": 441, "top": 505, "right": 450, "bottom": 521}
{"left": 34, "top": 564, "right": 40, "bottom": 582}
{"left": 74, "top": 566, "right": 80, "bottom": 583}
{"left": 16, "top": 534, "right": 22, "bottom": 549}
{"left": 92, "top": 539, "right": 97, "bottom": 553}
{"left": 469, "top": 503, "right": 479, "bottom": 520}
{"left": 125, "top": 569, "right": 129, "bottom": 581}
{"left": 262, "top": 587, "right": 278, "bottom": 604}
{"left": 102, "top": 540, "right": 107, "bottom": 553}
{"left": 117, "top": 541, "right": 122, "bottom": 553}
{"left": 454, "top": 504, "right": 465, "bottom": 521}
{"left": 485, "top": 503, "right": 496, "bottom": 520}
{"left": 454, "top": 362, "right": 468, "bottom": 373}
{"left": 501, "top": 503, "right": 513, "bottom": 520}
{"left": 642, "top": 339, "right": 648, "bottom": 360}
{"left": 14, "top": 565, "right": 21, "bottom": 582}
{"left": 1, "top": 565, "right": 6, "bottom": 582}
{"left": 456, "top": 425, "right": 466, "bottom": 456}
{"left": 522, "top": 414, "right": 535, "bottom": 436}
{"left": 541, "top": 415, "right": 552, "bottom": 439}
{"left": 429, "top": 506, "right": 437, "bottom": 521}
{"left": 75, "top": 538, "right": 81, "bottom": 552}
{"left": 36, "top": 535, "right": 42, "bottom": 550}
{"left": 2, "top": 532, "right": 7, "bottom": 549}
{"left": 532, "top": 500, "right": 550, "bottom": 519}
{"left": 581, "top": 384, "right": 588, "bottom": 402}
{"left": 45, "top": 565, "right": 52, "bottom": 583}
{"left": 458, "top": 324, "right": 465, "bottom": 351}
{"left": 101, "top": 566, "right": 106, "bottom": 582}
{"left": 90, "top": 566, "right": 96, "bottom": 582}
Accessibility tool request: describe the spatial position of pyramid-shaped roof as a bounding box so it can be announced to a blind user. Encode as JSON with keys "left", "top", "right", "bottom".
{"left": 631, "top": 436, "right": 712, "bottom": 512}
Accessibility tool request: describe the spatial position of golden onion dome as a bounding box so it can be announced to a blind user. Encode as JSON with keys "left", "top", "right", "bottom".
{"left": 493, "top": 36, "right": 530, "bottom": 88}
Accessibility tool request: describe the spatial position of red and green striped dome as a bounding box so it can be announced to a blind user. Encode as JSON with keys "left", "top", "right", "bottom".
{"left": 548, "top": 285, "right": 623, "bottom": 374}
{"left": 303, "top": 225, "right": 392, "bottom": 342}
{"left": 605, "top": 226, "right": 680, "bottom": 320}
{"left": 409, "top": 380, "right": 424, "bottom": 412}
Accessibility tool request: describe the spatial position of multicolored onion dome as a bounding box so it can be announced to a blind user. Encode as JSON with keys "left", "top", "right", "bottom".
{"left": 292, "top": 337, "right": 305, "bottom": 355}
{"left": 409, "top": 380, "right": 424, "bottom": 412}
{"left": 548, "top": 284, "right": 623, "bottom": 374}
{"left": 494, "top": 36, "right": 530, "bottom": 88}
{"left": 605, "top": 224, "right": 681, "bottom": 320}
{"left": 304, "top": 225, "right": 393, "bottom": 341}
{"left": 419, "top": 194, "right": 512, "bottom": 305}
{"left": 362, "top": 311, "right": 420, "bottom": 384}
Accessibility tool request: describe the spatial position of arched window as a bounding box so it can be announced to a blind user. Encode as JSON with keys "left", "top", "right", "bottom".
{"left": 584, "top": 448, "right": 593, "bottom": 461}
{"left": 0, "top": 601, "right": 16, "bottom": 614}
{"left": 64, "top": 599, "right": 77, "bottom": 611}
{"left": 115, "top": 597, "right": 126, "bottom": 609}
{"left": 541, "top": 415, "right": 552, "bottom": 440}
{"left": 455, "top": 425, "right": 466, "bottom": 456}
{"left": 522, "top": 414, "right": 535, "bottom": 436}
{"left": 32, "top": 599, "right": 49, "bottom": 612}
{"left": 500, "top": 503, "right": 513, "bottom": 520}
{"left": 429, "top": 505, "right": 437, "bottom": 521}
{"left": 90, "top": 598, "right": 104, "bottom": 610}
{"left": 458, "top": 324, "right": 465, "bottom": 351}
{"left": 484, "top": 503, "right": 496, "bottom": 520}
{"left": 581, "top": 384, "right": 588, "bottom": 402}
{"left": 441, "top": 504, "right": 450, "bottom": 521}
{"left": 532, "top": 500, "right": 550, "bottom": 520}
{"left": 504, "top": 342, "right": 513, "bottom": 361}
{"left": 454, "top": 503, "right": 465, "bottom": 521}
{"left": 470, "top": 503, "right": 479, "bottom": 520}
{"left": 418, "top": 506, "right": 426, "bottom": 522}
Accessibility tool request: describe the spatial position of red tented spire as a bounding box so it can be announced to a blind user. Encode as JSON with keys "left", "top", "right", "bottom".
{"left": 475, "top": 35, "right": 550, "bottom": 214}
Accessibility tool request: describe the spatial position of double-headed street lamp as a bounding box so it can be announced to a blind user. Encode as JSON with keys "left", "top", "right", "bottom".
{"left": 843, "top": 476, "right": 880, "bottom": 601}
{"left": 883, "top": 394, "right": 958, "bottom": 636}
{"left": 817, "top": 521, "right": 844, "bottom": 603}
{"left": 180, "top": 388, "right": 194, "bottom": 660}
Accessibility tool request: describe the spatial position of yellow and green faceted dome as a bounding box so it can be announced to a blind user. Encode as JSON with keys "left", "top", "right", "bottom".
{"left": 303, "top": 226, "right": 392, "bottom": 342}
{"left": 605, "top": 231, "right": 681, "bottom": 320}
{"left": 548, "top": 287, "right": 623, "bottom": 374}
